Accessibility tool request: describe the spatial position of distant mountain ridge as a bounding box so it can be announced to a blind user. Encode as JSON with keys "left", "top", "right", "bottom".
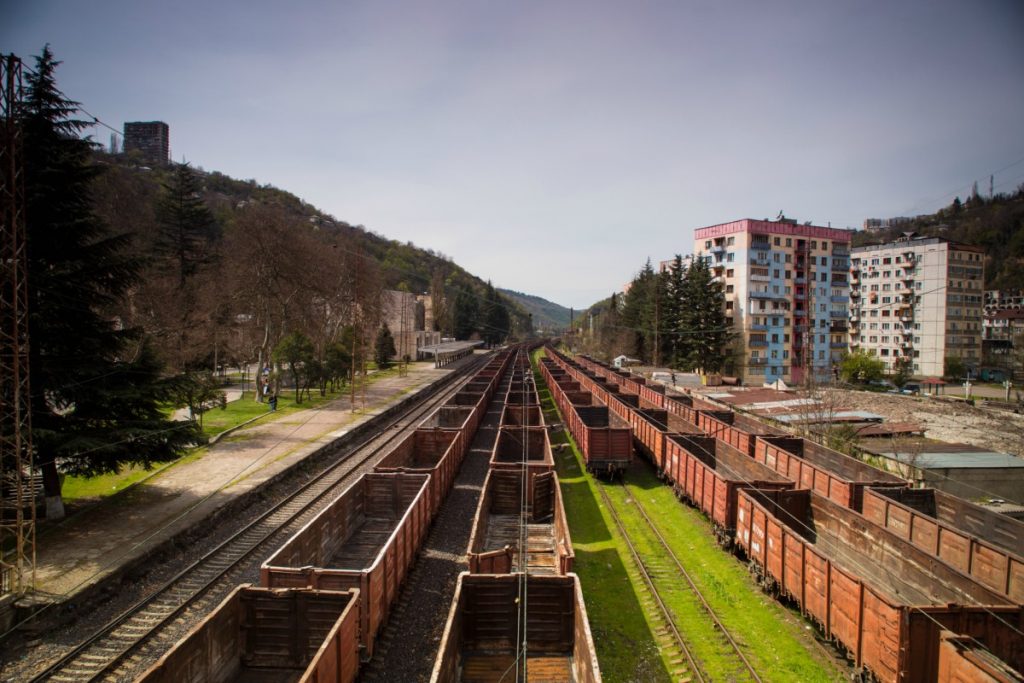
{"left": 498, "top": 288, "right": 571, "bottom": 331}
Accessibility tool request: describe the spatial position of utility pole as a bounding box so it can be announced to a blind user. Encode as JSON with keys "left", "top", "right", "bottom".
{"left": 1, "top": 54, "right": 36, "bottom": 595}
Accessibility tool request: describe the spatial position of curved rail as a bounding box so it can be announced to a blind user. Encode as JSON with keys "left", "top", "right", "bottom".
{"left": 32, "top": 355, "right": 487, "bottom": 682}
{"left": 592, "top": 479, "right": 707, "bottom": 683}
{"left": 625, "top": 481, "right": 763, "bottom": 683}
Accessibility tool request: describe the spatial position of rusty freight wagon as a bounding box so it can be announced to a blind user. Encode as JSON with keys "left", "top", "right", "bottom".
{"left": 430, "top": 572, "right": 602, "bottom": 683}
{"left": 467, "top": 469, "right": 573, "bottom": 575}
{"left": 489, "top": 427, "right": 555, "bottom": 487}
{"left": 565, "top": 404, "right": 633, "bottom": 477}
{"left": 663, "top": 392, "right": 702, "bottom": 426}
{"left": 418, "top": 404, "right": 477, "bottom": 466}
{"left": 261, "top": 472, "right": 430, "bottom": 660}
{"left": 754, "top": 436, "right": 907, "bottom": 512}
{"left": 138, "top": 585, "right": 360, "bottom": 683}
{"left": 373, "top": 428, "right": 461, "bottom": 519}
{"left": 500, "top": 404, "right": 544, "bottom": 428}
{"left": 627, "top": 407, "right": 705, "bottom": 472}
{"left": 696, "top": 409, "right": 780, "bottom": 457}
{"left": 937, "top": 630, "right": 1023, "bottom": 682}
{"left": 862, "top": 486, "right": 1024, "bottom": 603}
{"left": 663, "top": 435, "right": 793, "bottom": 541}
{"left": 444, "top": 390, "right": 486, "bottom": 436}
{"left": 735, "top": 489, "right": 1024, "bottom": 682}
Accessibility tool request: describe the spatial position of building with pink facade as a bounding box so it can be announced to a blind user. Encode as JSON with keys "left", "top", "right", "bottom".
{"left": 694, "top": 218, "right": 854, "bottom": 386}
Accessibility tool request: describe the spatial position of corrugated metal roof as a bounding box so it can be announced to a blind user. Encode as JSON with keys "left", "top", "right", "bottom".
{"left": 872, "top": 451, "right": 1024, "bottom": 469}
{"left": 770, "top": 410, "right": 885, "bottom": 424}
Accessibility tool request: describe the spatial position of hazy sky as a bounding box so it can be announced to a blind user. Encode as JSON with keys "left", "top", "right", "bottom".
{"left": 6, "top": 1, "right": 1024, "bottom": 308}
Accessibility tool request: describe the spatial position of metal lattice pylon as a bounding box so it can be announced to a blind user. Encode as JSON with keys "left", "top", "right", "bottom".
{"left": 1, "top": 53, "right": 36, "bottom": 596}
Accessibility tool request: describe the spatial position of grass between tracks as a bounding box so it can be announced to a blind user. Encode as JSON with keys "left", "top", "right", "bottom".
{"left": 532, "top": 351, "right": 672, "bottom": 682}
{"left": 532, "top": 349, "right": 843, "bottom": 682}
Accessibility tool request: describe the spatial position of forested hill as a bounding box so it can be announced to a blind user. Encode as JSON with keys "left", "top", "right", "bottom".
{"left": 91, "top": 154, "right": 533, "bottom": 336}
{"left": 498, "top": 288, "right": 572, "bottom": 332}
{"left": 852, "top": 187, "right": 1024, "bottom": 289}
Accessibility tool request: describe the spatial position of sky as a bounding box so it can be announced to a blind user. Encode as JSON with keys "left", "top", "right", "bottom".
{"left": 5, "top": 0, "right": 1024, "bottom": 309}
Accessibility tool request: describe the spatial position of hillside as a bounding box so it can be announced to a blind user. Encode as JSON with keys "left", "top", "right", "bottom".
{"left": 91, "top": 154, "right": 533, "bottom": 340}
{"left": 852, "top": 187, "right": 1024, "bottom": 289}
{"left": 498, "top": 288, "right": 572, "bottom": 332}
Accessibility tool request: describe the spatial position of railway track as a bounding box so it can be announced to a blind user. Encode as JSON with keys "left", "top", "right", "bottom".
{"left": 32, "top": 356, "right": 487, "bottom": 683}
{"left": 593, "top": 475, "right": 762, "bottom": 683}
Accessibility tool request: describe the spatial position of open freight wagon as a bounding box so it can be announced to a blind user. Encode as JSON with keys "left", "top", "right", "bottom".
{"left": 137, "top": 585, "right": 360, "bottom": 683}
{"left": 430, "top": 573, "right": 601, "bottom": 683}
{"left": 735, "top": 488, "right": 1023, "bottom": 682}
{"left": 467, "top": 468, "right": 573, "bottom": 575}
{"left": 260, "top": 472, "right": 430, "bottom": 660}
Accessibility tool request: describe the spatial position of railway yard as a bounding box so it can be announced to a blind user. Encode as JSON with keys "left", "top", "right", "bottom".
{"left": 1, "top": 343, "right": 1022, "bottom": 682}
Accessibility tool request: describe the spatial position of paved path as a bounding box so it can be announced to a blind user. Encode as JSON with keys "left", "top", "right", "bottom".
{"left": 30, "top": 362, "right": 464, "bottom": 602}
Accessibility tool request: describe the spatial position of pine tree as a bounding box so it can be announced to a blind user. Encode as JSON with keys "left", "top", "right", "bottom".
{"left": 679, "top": 257, "right": 733, "bottom": 373}
{"left": 374, "top": 324, "right": 396, "bottom": 369}
{"left": 155, "top": 162, "right": 218, "bottom": 287}
{"left": 482, "top": 281, "right": 510, "bottom": 345}
{"left": 22, "top": 47, "right": 201, "bottom": 518}
{"left": 665, "top": 255, "right": 689, "bottom": 368}
{"left": 453, "top": 288, "right": 478, "bottom": 339}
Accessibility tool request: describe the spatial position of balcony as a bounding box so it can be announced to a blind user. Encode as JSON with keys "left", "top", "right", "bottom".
{"left": 750, "top": 273, "right": 770, "bottom": 282}
{"left": 830, "top": 341, "right": 848, "bottom": 349}
{"left": 750, "top": 323, "right": 769, "bottom": 331}
{"left": 830, "top": 322, "right": 848, "bottom": 333}
{"left": 749, "top": 357, "right": 768, "bottom": 365}
{"left": 748, "top": 291, "right": 786, "bottom": 300}
{"left": 794, "top": 276, "right": 806, "bottom": 284}
{"left": 831, "top": 295, "right": 849, "bottom": 303}
{"left": 749, "top": 340, "right": 770, "bottom": 348}
{"left": 903, "top": 250, "right": 916, "bottom": 261}
{"left": 850, "top": 340, "right": 861, "bottom": 347}
{"left": 750, "top": 241, "right": 771, "bottom": 251}
{"left": 829, "top": 310, "right": 847, "bottom": 318}
{"left": 831, "top": 261, "right": 849, "bottom": 272}
{"left": 833, "top": 245, "right": 850, "bottom": 256}
{"left": 710, "top": 243, "right": 726, "bottom": 254}
{"left": 849, "top": 290, "right": 860, "bottom": 298}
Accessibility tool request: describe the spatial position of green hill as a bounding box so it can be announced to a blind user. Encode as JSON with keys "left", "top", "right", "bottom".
{"left": 498, "top": 288, "right": 572, "bottom": 332}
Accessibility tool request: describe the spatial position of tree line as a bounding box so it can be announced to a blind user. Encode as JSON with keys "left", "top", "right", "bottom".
{"left": 576, "top": 255, "right": 734, "bottom": 373}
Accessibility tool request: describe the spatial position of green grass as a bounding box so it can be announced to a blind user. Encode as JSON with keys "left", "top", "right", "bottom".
{"left": 617, "top": 465, "right": 843, "bottom": 682}
{"left": 532, "top": 350, "right": 671, "bottom": 682}
{"left": 61, "top": 467, "right": 155, "bottom": 504}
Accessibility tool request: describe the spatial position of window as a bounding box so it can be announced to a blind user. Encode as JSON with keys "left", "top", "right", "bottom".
{"left": 771, "top": 350, "right": 778, "bottom": 359}
{"left": 726, "top": 269, "right": 734, "bottom": 277}
{"left": 773, "top": 237, "right": 781, "bottom": 246}
{"left": 822, "top": 242, "right": 828, "bottom": 250}
{"left": 784, "top": 334, "right": 790, "bottom": 343}
{"left": 725, "top": 301, "right": 733, "bottom": 310}
{"left": 725, "top": 284, "right": 734, "bottom": 293}
{"left": 773, "top": 253, "right": 781, "bottom": 263}
{"left": 785, "top": 270, "right": 791, "bottom": 279}
{"left": 727, "top": 252, "right": 734, "bottom": 262}
{"left": 705, "top": 240, "right": 711, "bottom": 249}
{"left": 811, "top": 241, "right": 817, "bottom": 249}
{"left": 771, "top": 334, "right": 779, "bottom": 343}
{"left": 820, "top": 272, "right": 827, "bottom": 282}
{"left": 727, "top": 236, "right": 735, "bottom": 246}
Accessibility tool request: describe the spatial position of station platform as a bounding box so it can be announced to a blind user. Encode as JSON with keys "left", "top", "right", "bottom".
{"left": 19, "top": 359, "right": 475, "bottom": 611}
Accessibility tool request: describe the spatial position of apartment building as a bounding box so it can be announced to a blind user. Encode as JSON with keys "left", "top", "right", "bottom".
{"left": 123, "top": 121, "right": 170, "bottom": 165}
{"left": 849, "top": 235, "right": 984, "bottom": 378}
{"left": 694, "top": 218, "right": 853, "bottom": 386}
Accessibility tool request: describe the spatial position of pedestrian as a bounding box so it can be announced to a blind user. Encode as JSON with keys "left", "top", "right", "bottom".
{"left": 268, "top": 394, "right": 278, "bottom": 411}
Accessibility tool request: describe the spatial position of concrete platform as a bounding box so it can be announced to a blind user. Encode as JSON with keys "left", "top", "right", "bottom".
{"left": 24, "top": 359, "right": 475, "bottom": 606}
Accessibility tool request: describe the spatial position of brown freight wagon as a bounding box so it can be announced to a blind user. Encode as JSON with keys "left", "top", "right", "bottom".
{"left": 697, "top": 409, "right": 780, "bottom": 457}
{"left": 463, "top": 379, "right": 495, "bottom": 402}
{"left": 627, "top": 407, "right": 704, "bottom": 471}
{"left": 603, "top": 390, "right": 639, "bottom": 424}
{"left": 261, "top": 472, "right": 430, "bottom": 660}
{"left": 937, "top": 630, "right": 1023, "bottom": 682}
{"left": 373, "top": 428, "right": 461, "bottom": 519}
{"left": 505, "top": 382, "right": 540, "bottom": 406}
{"left": 663, "top": 435, "right": 793, "bottom": 541}
{"left": 430, "top": 572, "right": 602, "bottom": 683}
{"left": 500, "top": 404, "right": 544, "bottom": 428}
{"left": 754, "top": 436, "right": 907, "bottom": 512}
{"left": 444, "top": 390, "right": 486, "bottom": 436}
{"left": 664, "top": 392, "right": 701, "bottom": 426}
{"left": 490, "top": 427, "right": 555, "bottom": 489}
{"left": 137, "top": 585, "right": 360, "bottom": 683}
{"left": 567, "top": 404, "right": 633, "bottom": 477}
{"left": 735, "top": 488, "right": 1024, "bottom": 683}
{"left": 418, "top": 404, "right": 477, "bottom": 465}
{"left": 467, "top": 469, "right": 574, "bottom": 575}
{"left": 862, "top": 486, "right": 1024, "bottom": 603}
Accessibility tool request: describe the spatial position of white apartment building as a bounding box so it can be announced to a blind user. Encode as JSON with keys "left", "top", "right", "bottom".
{"left": 850, "top": 235, "right": 984, "bottom": 378}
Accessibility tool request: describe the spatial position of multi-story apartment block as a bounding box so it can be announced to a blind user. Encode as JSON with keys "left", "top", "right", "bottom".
{"left": 850, "top": 235, "right": 984, "bottom": 378}
{"left": 123, "top": 121, "right": 170, "bottom": 165}
{"left": 694, "top": 218, "right": 853, "bottom": 386}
